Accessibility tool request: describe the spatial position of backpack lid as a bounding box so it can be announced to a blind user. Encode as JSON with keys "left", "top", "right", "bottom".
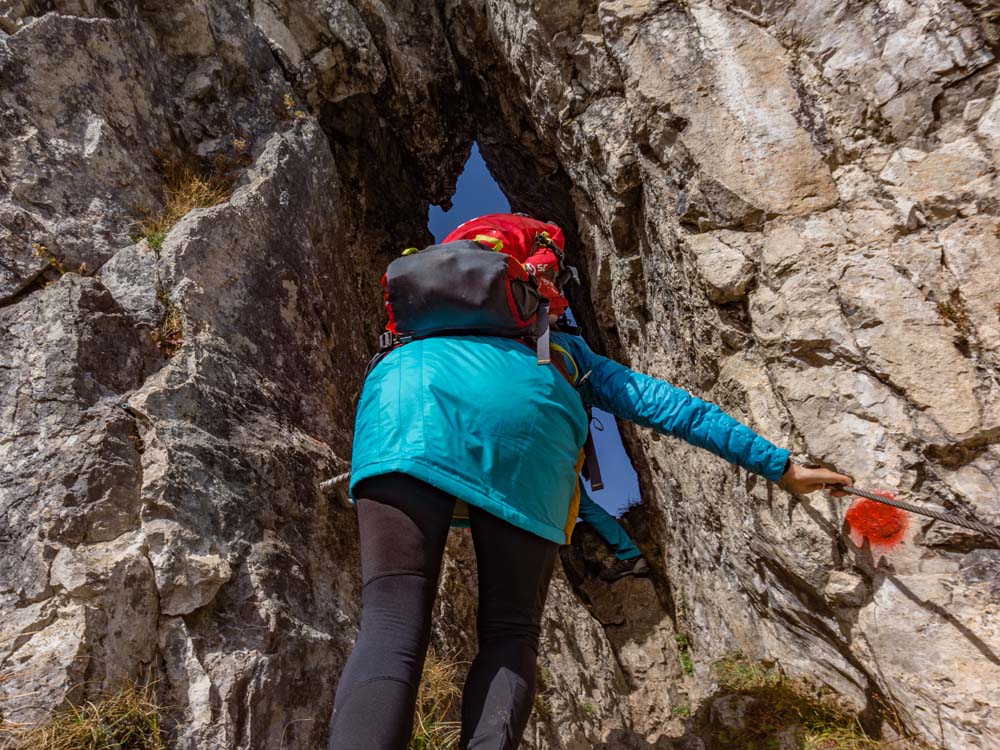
{"left": 442, "top": 213, "right": 569, "bottom": 315}
{"left": 442, "top": 213, "right": 565, "bottom": 260}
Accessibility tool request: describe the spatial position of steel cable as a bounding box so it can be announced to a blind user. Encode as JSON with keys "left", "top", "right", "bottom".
{"left": 835, "top": 485, "right": 1000, "bottom": 542}
{"left": 320, "top": 471, "right": 351, "bottom": 492}
{"left": 320, "top": 472, "right": 1000, "bottom": 541}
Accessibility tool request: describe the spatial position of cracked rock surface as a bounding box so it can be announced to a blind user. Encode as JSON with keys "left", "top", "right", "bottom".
{"left": 1, "top": 3, "right": 468, "bottom": 747}
{"left": 2, "top": 1, "right": 999, "bottom": 749}
{"left": 443, "top": 0, "right": 1000, "bottom": 747}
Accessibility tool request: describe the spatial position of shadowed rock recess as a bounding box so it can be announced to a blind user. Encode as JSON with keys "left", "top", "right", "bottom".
{"left": 1, "top": 1, "right": 998, "bottom": 748}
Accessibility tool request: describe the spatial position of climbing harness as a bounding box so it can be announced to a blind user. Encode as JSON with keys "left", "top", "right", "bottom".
{"left": 835, "top": 485, "right": 1000, "bottom": 542}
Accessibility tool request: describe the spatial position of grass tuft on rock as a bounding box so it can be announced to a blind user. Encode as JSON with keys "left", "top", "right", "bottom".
{"left": 935, "top": 292, "right": 973, "bottom": 337}
{"left": 675, "top": 632, "right": 694, "bottom": 677}
{"left": 151, "top": 290, "right": 184, "bottom": 358}
{"left": 712, "top": 657, "right": 917, "bottom": 750}
{"left": 9, "top": 682, "right": 166, "bottom": 750}
{"left": 135, "top": 154, "right": 237, "bottom": 250}
{"left": 533, "top": 665, "right": 553, "bottom": 720}
{"left": 410, "top": 650, "right": 462, "bottom": 750}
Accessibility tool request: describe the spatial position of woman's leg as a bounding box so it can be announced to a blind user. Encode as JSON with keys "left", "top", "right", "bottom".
{"left": 461, "top": 507, "right": 558, "bottom": 750}
{"left": 327, "top": 473, "right": 455, "bottom": 750}
{"left": 578, "top": 489, "right": 641, "bottom": 560}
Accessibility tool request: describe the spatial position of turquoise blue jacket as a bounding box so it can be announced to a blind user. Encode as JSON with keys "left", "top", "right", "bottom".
{"left": 350, "top": 333, "right": 790, "bottom": 544}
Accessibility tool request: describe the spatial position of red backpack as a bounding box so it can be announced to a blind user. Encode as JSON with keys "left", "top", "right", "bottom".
{"left": 378, "top": 214, "right": 575, "bottom": 363}
{"left": 442, "top": 213, "right": 571, "bottom": 317}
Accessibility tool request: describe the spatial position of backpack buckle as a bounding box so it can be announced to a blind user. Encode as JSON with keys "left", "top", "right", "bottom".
{"left": 378, "top": 331, "right": 396, "bottom": 351}
{"left": 533, "top": 232, "right": 565, "bottom": 263}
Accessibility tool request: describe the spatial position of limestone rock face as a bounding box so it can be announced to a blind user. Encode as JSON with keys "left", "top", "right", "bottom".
{"left": 443, "top": 0, "right": 1000, "bottom": 747}
{"left": 2, "top": 1, "right": 999, "bottom": 749}
{"left": 1, "top": 3, "right": 469, "bottom": 748}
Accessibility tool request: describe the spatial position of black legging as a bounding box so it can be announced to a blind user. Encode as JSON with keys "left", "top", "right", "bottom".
{"left": 327, "top": 472, "right": 558, "bottom": 750}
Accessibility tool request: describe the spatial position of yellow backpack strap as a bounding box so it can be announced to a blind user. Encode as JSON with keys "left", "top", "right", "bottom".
{"left": 473, "top": 234, "right": 504, "bottom": 252}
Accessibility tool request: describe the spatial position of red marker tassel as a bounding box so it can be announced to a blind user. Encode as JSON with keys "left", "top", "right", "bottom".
{"left": 845, "top": 490, "right": 909, "bottom": 549}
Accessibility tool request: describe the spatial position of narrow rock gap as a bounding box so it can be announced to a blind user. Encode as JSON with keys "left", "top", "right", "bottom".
{"left": 416, "top": 107, "right": 698, "bottom": 741}
{"left": 0, "top": 271, "right": 49, "bottom": 310}
{"left": 428, "top": 142, "right": 643, "bottom": 518}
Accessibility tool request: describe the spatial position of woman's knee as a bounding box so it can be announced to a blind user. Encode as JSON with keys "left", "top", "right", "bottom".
{"left": 475, "top": 611, "right": 542, "bottom": 652}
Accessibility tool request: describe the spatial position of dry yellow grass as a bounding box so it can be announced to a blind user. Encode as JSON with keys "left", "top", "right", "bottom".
{"left": 151, "top": 290, "right": 184, "bottom": 358}
{"left": 410, "top": 651, "right": 463, "bottom": 750}
{"left": 0, "top": 633, "right": 39, "bottom": 744}
{"left": 283, "top": 93, "right": 307, "bottom": 120}
{"left": 6, "top": 682, "right": 165, "bottom": 750}
{"left": 31, "top": 243, "right": 66, "bottom": 275}
{"left": 0, "top": 674, "right": 32, "bottom": 744}
{"left": 713, "top": 657, "right": 921, "bottom": 750}
{"left": 136, "top": 157, "right": 235, "bottom": 250}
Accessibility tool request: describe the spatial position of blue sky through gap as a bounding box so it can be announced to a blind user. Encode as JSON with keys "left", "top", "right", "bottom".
{"left": 429, "top": 144, "right": 641, "bottom": 517}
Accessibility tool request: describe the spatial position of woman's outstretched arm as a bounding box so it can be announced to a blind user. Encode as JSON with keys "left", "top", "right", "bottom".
{"left": 568, "top": 338, "right": 851, "bottom": 494}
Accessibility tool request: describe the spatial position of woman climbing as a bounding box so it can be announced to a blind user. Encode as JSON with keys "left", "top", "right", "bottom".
{"left": 327, "top": 213, "right": 852, "bottom": 750}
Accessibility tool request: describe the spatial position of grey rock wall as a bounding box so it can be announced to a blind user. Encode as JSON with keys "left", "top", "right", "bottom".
{"left": 443, "top": 1, "right": 1000, "bottom": 747}
{"left": 2, "top": 1, "right": 999, "bottom": 749}
{"left": 1, "top": 2, "right": 470, "bottom": 747}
